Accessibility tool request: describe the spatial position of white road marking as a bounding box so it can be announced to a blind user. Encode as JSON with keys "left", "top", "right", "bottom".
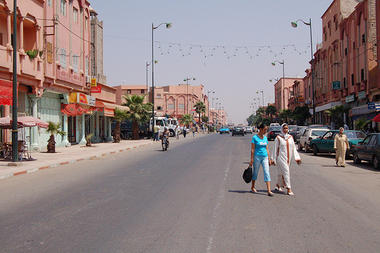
{"left": 206, "top": 153, "right": 232, "bottom": 253}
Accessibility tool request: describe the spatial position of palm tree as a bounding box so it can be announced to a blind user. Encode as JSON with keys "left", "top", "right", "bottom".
{"left": 265, "top": 105, "right": 277, "bottom": 120}
{"left": 326, "top": 105, "right": 347, "bottom": 129}
{"left": 201, "top": 115, "right": 209, "bottom": 124}
{"left": 181, "top": 114, "right": 193, "bottom": 128}
{"left": 113, "top": 108, "right": 127, "bottom": 143}
{"left": 46, "top": 121, "right": 65, "bottom": 153}
{"left": 194, "top": 101, "right": 206, "bottom": 125}
{"left": 279, "top": 109, "right": 292, "bottom": 123}
{"left": 123, "top": 95, "right": 152, "bottom": 140}
{"left": 355, "top": 118, "right": 371, "bottom": 131}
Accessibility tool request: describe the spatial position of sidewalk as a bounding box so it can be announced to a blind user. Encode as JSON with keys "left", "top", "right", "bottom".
{"left": 0, "top": 132, "right": 210, "bottom": 181}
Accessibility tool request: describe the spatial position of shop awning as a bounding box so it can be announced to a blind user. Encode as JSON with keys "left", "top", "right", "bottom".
{"left": 61, "top": 103, "right": 89, "bottom": 116}
{"left": 0, "top": 80, "right": 13, "bottom": 105}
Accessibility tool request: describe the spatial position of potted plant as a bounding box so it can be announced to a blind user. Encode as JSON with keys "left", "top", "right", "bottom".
{"left": 26, "top": 49, "right": 39, "bottom": 59}
{"left": 46, "top": 121, "right": 66, "bottom": 153}
{"left": 85, "top": 133, "right": 94, "bottom": 147}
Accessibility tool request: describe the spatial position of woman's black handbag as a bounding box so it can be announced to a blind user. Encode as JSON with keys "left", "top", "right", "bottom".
{"left": 242, "top": 166, "right": 252, "bottom": 184}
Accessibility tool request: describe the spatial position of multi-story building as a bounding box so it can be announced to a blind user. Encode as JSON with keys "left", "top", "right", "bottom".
{"left": 274, "top": 78, "right": 303, "bottom": 112}
{"left": 114, "top": 85, "right": 148, "bottom": 105}
{"left": 209, "top": 108, "right": 227, "bottom": 126}
{"left": 0, "top": 1, "right": 117, "bottom": 150}
{"left": 377, "top": 0, "right": 380, "bottom": 87}
{"left": 288, "top": 80, "right": 305, "bottom": 111}
{"left": 310, "top": 0, "right": 378, "bottom": 125}
{"left": 303, "top": 69, "right": 313, "bottom": 108}
{"left": 151, "top": 84, "right": 209, "bottom": 122}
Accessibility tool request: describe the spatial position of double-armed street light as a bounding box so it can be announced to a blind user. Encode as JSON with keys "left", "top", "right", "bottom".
{"left": 256, "top": 90, "right": 264, "bottom": 107}
{"left": 291, "top": 18, "right": 315, "bottom": 123}
{"left": 145, "top": 62, "right": 150, "bottom": 94}
{"left": 184, "top": 77, "right": 196, "bottom": 114}
{"left": 151, "top": 22, "right": 172, "bottom": 123}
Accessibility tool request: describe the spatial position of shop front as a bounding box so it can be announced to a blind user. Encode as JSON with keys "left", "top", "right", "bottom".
{"left": 351, "top": 102, "right": 380, "bottom": 130}
{"left": 61, "top": 92, "right": 96, "bottom": 145}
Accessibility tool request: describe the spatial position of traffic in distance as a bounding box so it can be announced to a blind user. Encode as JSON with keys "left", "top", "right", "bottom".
{"left": 217, "top": 123, "right": 379, "bottom": 170}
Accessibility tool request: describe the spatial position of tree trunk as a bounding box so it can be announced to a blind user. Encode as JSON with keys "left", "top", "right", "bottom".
{"left": 132, "top": 120, "right": 139, "bottom": 140}
{"left": 47, "top": 135, "right": 56, "bottom": 153}
{"left": 113, "top": 121, "right": 121, "bottom": 143}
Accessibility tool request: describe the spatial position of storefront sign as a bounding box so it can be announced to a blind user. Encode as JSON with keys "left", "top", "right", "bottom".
{"left": 68, "top": 93, "right": 95, "bottom": 106}
{"left": 91, "top": 78, "right": 97, "bottom": 87}
{"left": 358, "top": 91, "right": 366, "bottom": 100}
{"left": 368, "top": 102, "right": 376, "bottom": 110}
{"left": 332, "top": 81, "right": 341, "bottom": 90}
{"left": 90, "top": 85, "right": 102, "bottom": 93}
{"left": 345, "top": 95, "right": 355, "bottom": 103}
{"left": 0, "top": 80, "right": 13, "bottom": 105}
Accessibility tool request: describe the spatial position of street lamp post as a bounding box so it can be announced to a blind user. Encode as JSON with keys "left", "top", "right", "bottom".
{"left": 12, "top": 0, "right": 18, "bottom": 162}
{"left": 145, "top": 62, "right": 150, "bottom": 96}
{"left": 272, "top": 60, "right": 285, "bottom": 110}
{"left": 207, "top": 90, "right": 215, "bottom": 123}
{"left": 184, "top": 77, "right": 196, "bottom": 114}
{"left": 151, "top": 22, "right": 171, "bottom": 128}
{"left": 291, "top": 18, "right": 315, "bottom": 123}
{"left": 256, "top": 90, "right": 264, "bottom": 106}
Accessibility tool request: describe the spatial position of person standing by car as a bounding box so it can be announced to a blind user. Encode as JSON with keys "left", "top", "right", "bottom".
{"left": 272, "top": 123, "right": 301, "bottom": 196}
{"left": 334, "top": 127, "right": 350, "bottom": 167}
{"left": 249, "top": 123, "right": 274, "bottom": 197}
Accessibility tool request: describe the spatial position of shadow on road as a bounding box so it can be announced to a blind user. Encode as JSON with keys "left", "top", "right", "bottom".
{"left": 228, "top": 190, "right": 268, "bottom": 196}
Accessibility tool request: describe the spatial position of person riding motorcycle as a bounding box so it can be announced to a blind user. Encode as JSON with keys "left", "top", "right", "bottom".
{"left": 161, "top": 127, "right": 170, "bottom": 145}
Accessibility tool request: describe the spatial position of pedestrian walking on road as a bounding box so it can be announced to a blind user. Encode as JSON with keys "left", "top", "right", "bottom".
{"left": 272, "top": 123, "right": 301, "bottom": 196}
{"left": 153, "top": 125, "right": 160, "bottom": 141}
{"left": 183, "top": 127, "right": 187, "bottom": 138}
{"left": 249, "top": 123, "right": 274, "bottom": 197}
{"left": 334, "top": 127, "right": 349, "bottom": 167}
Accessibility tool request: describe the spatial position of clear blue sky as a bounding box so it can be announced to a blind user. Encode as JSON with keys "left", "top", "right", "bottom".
{"left": 90, "top": 0, "right": 333, "bottom": 124}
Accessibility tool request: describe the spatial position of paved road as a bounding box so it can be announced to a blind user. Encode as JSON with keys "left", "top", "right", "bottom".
{"left": 1, "top": 134, "right": 380, "bottom": 253}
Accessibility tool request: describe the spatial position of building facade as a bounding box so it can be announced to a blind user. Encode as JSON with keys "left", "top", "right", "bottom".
{"left": 0, "top": 0, "right": 117, "bottom": 151}
{"left": 114, "top": 85, "right": 148, "bottom": 105}
{"left": 288, "top": 80, "right": 305, "bottom": 111}
{"left": 310, "top": 0, "right": 378, "bottom": 126}
{"left": 274, "top": 78, "right": 303, "bottom": 112}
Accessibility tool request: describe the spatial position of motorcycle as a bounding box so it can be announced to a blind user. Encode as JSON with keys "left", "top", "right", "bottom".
{"left": 162, "top": 136, "right": 169, "bottom": 151}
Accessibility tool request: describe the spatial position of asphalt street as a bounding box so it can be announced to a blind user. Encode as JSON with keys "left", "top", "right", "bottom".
{"left": 0, "top": 134, "right": 380, "bottom": 253}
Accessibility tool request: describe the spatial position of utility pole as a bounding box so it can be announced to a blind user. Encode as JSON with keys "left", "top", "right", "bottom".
{"left": 12, "top": 0, "right": 18, "bottom": 162}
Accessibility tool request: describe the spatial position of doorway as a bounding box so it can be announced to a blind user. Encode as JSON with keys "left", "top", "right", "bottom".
{"left": 68, "top": 116, "right": 77, "bottom": 144}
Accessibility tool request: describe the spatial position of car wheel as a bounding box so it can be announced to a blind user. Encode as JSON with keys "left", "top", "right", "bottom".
{"left": 312, "top": 145, "right": 318, "bottom": 156}
{"left": 373, "top": 156, "right": 380, "bottom": 170}
{"left": 353, "top": 153, "right": 361, "bottom": 164}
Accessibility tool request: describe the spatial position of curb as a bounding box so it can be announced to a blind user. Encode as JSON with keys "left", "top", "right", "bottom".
{"left": 1, "top": 134, "right": 210, "bottom": 181}
{"left": 0, "top": 143, "right": 147, "bottom": 181}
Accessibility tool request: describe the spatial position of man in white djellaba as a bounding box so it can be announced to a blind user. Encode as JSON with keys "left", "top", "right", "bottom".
{"left": 271, "top": 123, "right": 302, "bottom": 195}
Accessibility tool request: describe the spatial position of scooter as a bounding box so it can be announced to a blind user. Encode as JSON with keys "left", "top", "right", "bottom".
{"left": 162, "top": 136, "right": 169, "bottom": 151}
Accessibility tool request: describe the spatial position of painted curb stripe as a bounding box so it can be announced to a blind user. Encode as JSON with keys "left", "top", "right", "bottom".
{"left": 13, "top": 171, "right": 27, "bottom": 176}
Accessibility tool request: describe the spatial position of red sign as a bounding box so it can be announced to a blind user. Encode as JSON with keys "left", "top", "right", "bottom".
{"left": 91, "top": 86, "right": 102, "bottom": 93}
{"left": 0, "top": 80, "right": 13, "bottom": 105}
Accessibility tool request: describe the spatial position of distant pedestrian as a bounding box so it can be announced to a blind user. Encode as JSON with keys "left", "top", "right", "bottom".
{"left": 153, "top": 125, "right": 160, "bottom": 141}
{"left": 183, "top": 127, "right": 187, "bottom": 138}
{"left": 272, "top": 123, "right": 301, "bottom": 196}
{"left": 192, "top": 126, "right": 196, "bottom": 137}
{"left": 175, "top": 125, "right": 180, "bottom": 139}
{"left": 334, "top": 127, "right": 349, "bottom": 167}
{"left": 249, "top": 123, "right": 274, "bottom": 197}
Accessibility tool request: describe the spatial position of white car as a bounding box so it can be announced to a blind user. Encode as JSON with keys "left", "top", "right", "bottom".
{"left": 244, "top": 126, "right": 253, "bottom": 134}
{"left": 270, "top": 123, "right": 280, "bottom": 127}
{"left": 298, "top": 128, "right": 328, "bottom": 152}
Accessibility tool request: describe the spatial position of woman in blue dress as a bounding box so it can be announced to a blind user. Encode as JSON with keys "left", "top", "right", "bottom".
{"left": 249, "top": 123, "right": 274, "bottom": 197}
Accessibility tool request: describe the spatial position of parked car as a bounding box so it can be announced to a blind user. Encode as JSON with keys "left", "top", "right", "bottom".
{"left": 310, "top": 130, "right": 365, "bottom": 157}
{"left": 270, "top": 123, "right": 280, "bottom": 127}
{"left": 295, "top": 126, "right": 308, "bottom": 143}
{"left": 232, "top": 126, "right": 245, "bottom": 136}
{"left": 298, "top": 128, "right": 328, "bottom": 152}
{"left": 267, "top": 126, "right": 281, "bottom": 141}
{"left": 219, "top": 126, "right": 230, "bottom": 134}
{"left": 352, "top": 133, "right": 380, "bottom": 170}
{"left": 244, "top": 126, "right": 253, "bottom": 134}
{"left": 288, "top": 125, "right": 298, "bottom": 140}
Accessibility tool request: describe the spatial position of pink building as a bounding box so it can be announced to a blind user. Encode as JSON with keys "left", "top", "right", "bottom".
{"left": 210, "top": 108, "right": 227, "bottom": 126}
{"left": 0, "top": 1, "right": 117, "bottom": 149}
{"left": 274, "top": 78, "right": 303, "bottom": 112}
{"left": 303, "top": 69, "right": 312, "bottom": 107}
{"left": 377, "top": 0, "right": 380, "bottom": 87}
{"left": 310, "top": 0, "right": 378, "bottom": 125}
{"left": 151, "top": 84, "right": 209, "bottom": 122}
{"left": 288, "top": 80, "right": 305, "bottom": 111}
{"left": 114, "top": 85, "right": 148, "bottom": 105}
